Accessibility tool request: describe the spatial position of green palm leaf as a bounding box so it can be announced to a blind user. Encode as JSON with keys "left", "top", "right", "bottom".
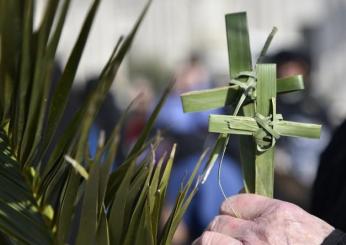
{"left": 0, "top": 0, "right": 204, "bottom": 244}
{"left": 0, "top": 129, "right": 52, "bottom": 244}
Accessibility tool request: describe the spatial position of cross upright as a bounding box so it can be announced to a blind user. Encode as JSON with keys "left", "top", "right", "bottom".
{"left": 180, "top": 12, "right": 321, "bottom": 197}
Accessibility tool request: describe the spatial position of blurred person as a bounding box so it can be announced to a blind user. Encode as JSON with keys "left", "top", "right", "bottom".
{"left": 123, "top": 77, "right": 155, "bottom": 151}
{"left": 157, "top": 54, "right": 243, "bottom": 244}
{"left": 311, "top": 119, "right": 346, "bottom": 232}
{"left": 83, "top": 78, "right": 122, "bottom": 158}
{"left": 155, "top": 53, "right": 213, "bottom": 161}
{"left": 268, "top": 50, "right": 332, "bottom": 207}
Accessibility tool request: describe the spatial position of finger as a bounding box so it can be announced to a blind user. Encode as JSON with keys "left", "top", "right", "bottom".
{"left": 192, "top": 231, "right": 242, "bottom": 245}
{"left": 221, "top": 193, "right": 276, "bottom": 220}
{"left": 208, "top": 215, "right": 254, "bottom": 239}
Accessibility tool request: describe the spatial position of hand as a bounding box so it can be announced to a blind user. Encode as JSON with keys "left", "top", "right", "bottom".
{"left": 193, "top": 194, "right": 334, "bottom": 245}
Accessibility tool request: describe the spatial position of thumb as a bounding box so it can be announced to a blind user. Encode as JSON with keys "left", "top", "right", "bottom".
{"left": 220, "top": 193, "right": 276, "bottom": 220}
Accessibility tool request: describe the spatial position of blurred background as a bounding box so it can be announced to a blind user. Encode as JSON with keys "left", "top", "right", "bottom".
{"left": 36, "top": 0, "right": 346, "bottom": 244}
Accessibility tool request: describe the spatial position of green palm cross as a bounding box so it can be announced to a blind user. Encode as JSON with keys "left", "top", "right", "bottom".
{"left": 180, "top": 12, "right": 321, "bottom": 197}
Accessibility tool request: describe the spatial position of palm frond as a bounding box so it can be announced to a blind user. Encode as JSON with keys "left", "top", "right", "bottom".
{"left": 0, "top": 0, "right": 203, "bottom": 244}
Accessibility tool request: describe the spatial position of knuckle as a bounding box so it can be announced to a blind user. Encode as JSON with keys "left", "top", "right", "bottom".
{"left": 208, "top": 216, "right": 222, "bottom": 231}
{"left": 274, "top": 201, "right": 303, "bottom": 221}
{"left": 220, "top": 199, "right": 234, "bottom": 214}
{"left": 278, "top": 201, "right": 299, "bottom": 213}
{"left": 200, "top": 231, "right": 214, "bottom": 244}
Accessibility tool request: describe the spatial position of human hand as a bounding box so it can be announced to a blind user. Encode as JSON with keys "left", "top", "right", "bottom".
{"left": 193, "top": 194, "right": 334, "bottom": 245}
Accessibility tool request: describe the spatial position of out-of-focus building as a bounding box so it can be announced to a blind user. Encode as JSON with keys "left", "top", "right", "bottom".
{"left": 312, "top": 0, "right": 346, "bottom": 124}
{"left": 36, "top": 0, "right": 323, "bottom": 77}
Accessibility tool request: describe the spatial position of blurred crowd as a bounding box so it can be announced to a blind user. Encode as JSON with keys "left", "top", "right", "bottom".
{"left": 55, "top": 44, "right": 342, "bottom": 245}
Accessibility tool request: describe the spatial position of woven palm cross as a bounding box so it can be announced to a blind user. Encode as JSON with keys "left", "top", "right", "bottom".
{"left": 180, "top": 12, "right": 321, "bottom": 197}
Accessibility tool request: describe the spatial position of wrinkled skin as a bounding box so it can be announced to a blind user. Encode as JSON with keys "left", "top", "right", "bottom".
{"left": 193, "top": 194, "right": 334, "bottom": 245}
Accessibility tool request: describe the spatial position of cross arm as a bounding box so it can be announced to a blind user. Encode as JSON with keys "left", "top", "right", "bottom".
{"left": 208, "top": 114, "right": 256, "bottom": 135}
{"left": 208, "top": 114, "right": 321, "bottom": 139}
{"left": 277, "top": 75, "right": 304, "bottom": 94}
{"left": 180, "top": 85, "right": 240, "bottom": 112}
{"left": 180, "top": 74, "right": 304, "bottom": 113}
{"left": 275, "top": 120, "right": 321, "bottom": 138}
